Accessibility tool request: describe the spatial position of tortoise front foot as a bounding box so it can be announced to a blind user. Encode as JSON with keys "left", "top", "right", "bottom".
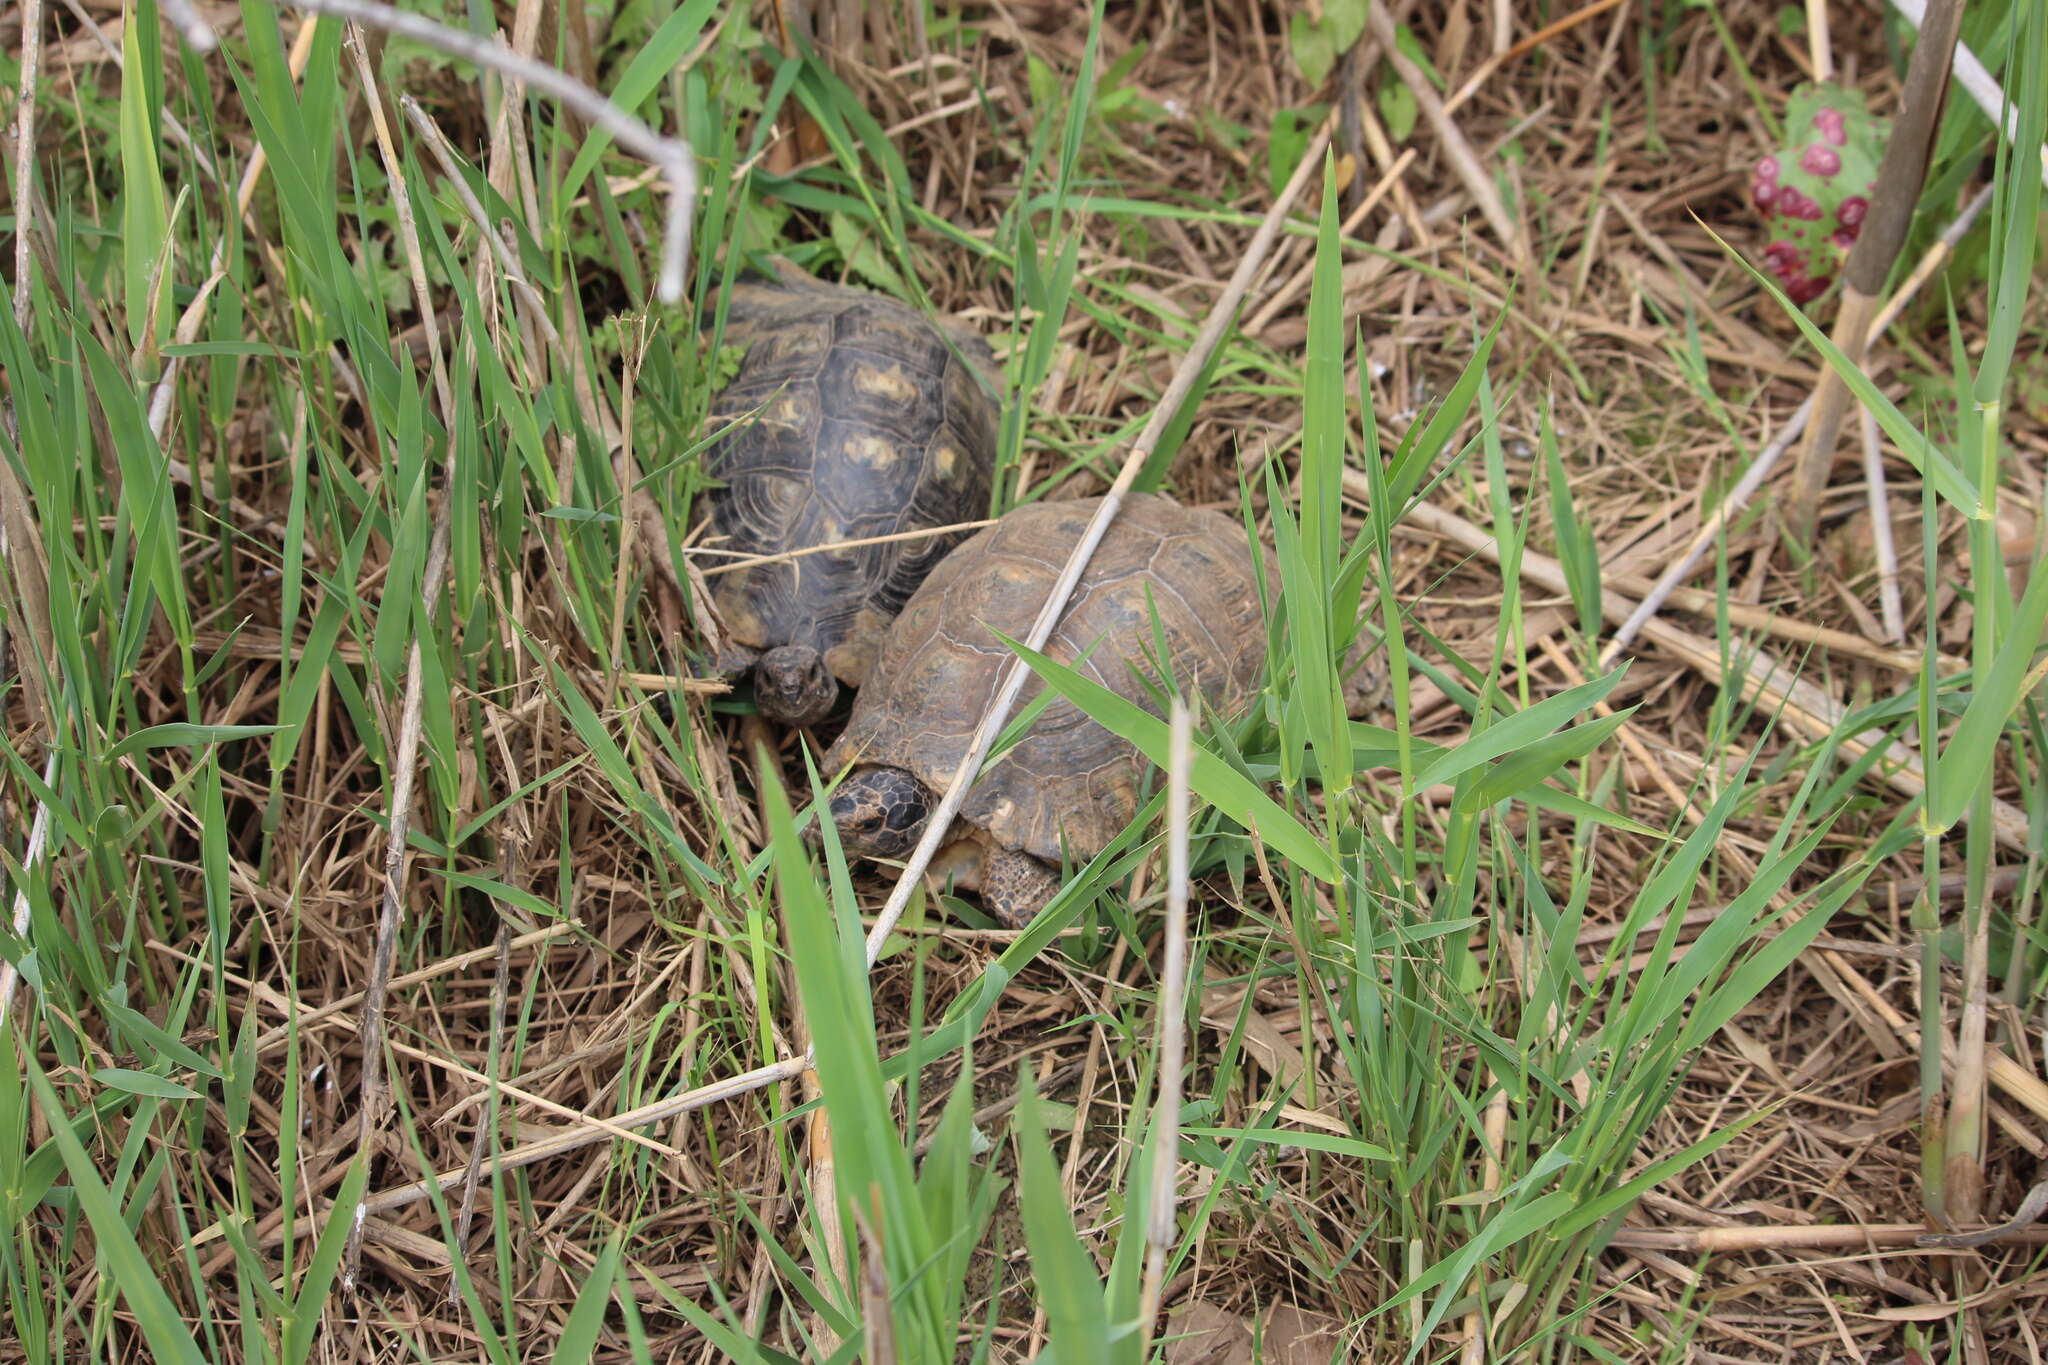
{"left": 980, "top": 847, "right": 1063, "bottom": 928}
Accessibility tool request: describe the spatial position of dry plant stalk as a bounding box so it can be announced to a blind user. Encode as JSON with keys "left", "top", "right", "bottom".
{"left": 1139, "top": 701, "right": 1195, "bottom": 1345}
{"left": 0, "top": 0, "right": 57, "bottom": 743}
{"left": 336, "top": 29, "right": 468, "bottom": 1286}
{"left": 1892, "top": 0, "right": 2048, "bottom": 189}
{"left": 447, "top": 921, "right": 512, "bottom": 1293}
{"left": 344, "top": 515, "right": 453, "bottom": 1289}
{"left": 1859, "top": 405, "right": 1908, "bottom": 641}
{"left": 198, "top": 1054, "right": 817, "bottom": 1252}
{"left": 1611, "top": 1223, "right": 2048, "bottom": 1252}
{"left": 9, "top": 0, "right": 43, "bottom": 332}
{"left": 1784, "top": 0, "right": 1966, "bottom": 540}
{"left": 695, "top": 518, "right": 1000, "bottom": 577}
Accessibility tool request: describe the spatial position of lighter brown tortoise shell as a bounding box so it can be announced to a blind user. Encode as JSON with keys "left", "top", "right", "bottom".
{"left": 706, "top": 274, "right": 998, "bottom": 687}
{"left": 826, "top": 493, "right": 1276, "bottom": 863}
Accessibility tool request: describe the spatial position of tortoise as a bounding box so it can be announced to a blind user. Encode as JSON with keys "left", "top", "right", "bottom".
{"left": 703, "top": 268, "right": 999, "bottom": 726}
{"left": 823, "top": 493, "right": 1276, "bottom": 925}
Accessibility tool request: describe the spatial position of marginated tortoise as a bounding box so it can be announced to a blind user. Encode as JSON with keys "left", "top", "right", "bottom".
{"left": 824, "top": 493, "right": 1276, "bottom": 924}
{"left": 703, "top": 270, "right": 999, "bottom": 725}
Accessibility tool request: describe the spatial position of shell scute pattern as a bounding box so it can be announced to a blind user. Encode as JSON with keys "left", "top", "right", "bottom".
{"left": 705, "top": 279, "right": 998, "bottom": 686}
{"left": 829, "top": 493, "right": 1275, "bottom": 863}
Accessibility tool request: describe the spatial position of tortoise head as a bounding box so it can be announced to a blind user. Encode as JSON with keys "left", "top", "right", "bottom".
{"left": 828, "top": 766, "right": 932, "bottom": 860}
{"left": 754, "top": 645, "right": 838, "bottom": 727}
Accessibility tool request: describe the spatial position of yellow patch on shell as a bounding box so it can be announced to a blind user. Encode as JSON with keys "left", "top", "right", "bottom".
{"left": 932, "top": 444, "right": 965, "bottom": 482}
{"left": 846, "top": 433, "right": 900, "bottom": 468}
{"left": 823, "top": 607, "right": 892, "bottom": 687}
{"left": 715, "top": 595, "right": 768, "bottom": 649}
{"left": 854, "top": 363, "right": 918, "bottom": 404}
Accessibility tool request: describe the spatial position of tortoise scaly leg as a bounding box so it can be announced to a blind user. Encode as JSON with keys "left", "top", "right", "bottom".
{"left": 980, "top": 847, "right": 1063, "bottom": 928}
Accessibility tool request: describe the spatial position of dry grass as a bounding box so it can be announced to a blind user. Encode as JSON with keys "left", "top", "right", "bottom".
{"left": 4, "top": 0, "right": 2046, "bottom": 1360}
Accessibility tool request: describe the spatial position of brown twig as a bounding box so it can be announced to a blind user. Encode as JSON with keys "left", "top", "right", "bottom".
{"left": 1609, "top": 1223, "right": 2048, "bottom": 1253}
{"left": 1805, "top": 0, "right": 1834, "bottom": 83}
{"left": 336, "top": 30, "right": 468, "bottom": 1287}
{"left": 10, "top": 0, "right": 44, "bottom": 333}
{"left": 693, "top": 518, "right": 1001, "bottom": 577}
{"left": 194, "top": 1053, "right": 819, "bottom": 1251}
{"left": 1918, "top": 1177, "right": 2048, "bottom": 1248}
{"left": 239, "top": 921, "right": 578, "bottom": 1053}
{"left": 0, "top": 754, "right": 59, "bottom": 1028}
{"left": 399, "top": 96, "right": 561, "bottom": 339}
{"left": 342, "top": 512, "right": 452, "bottom": 1290}
{"left": 1784, "top": 0, "right": 1966, "bottom": 540}
{"left": 1602, "top": 570, "right": 1932, "bottom": 673}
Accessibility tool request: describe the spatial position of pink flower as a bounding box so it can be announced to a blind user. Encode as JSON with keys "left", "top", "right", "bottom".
{"left": 1837, "top": 195, "right": 1868, "bottom": 227}
{"left": 1831, "top": 229, "right": 1857, "bottom": 248}
{"left": 1800, "top": 144, "right": 1842, "bottom": 177}
{"left": 1814, "top": 108, "right": 1847, "bottom": 146}
{"left": 1753, "top": 182, "right": 1779, "bottom": 210}
{"left": 1756, "top": 156, "right": 1780, "bottom": 181}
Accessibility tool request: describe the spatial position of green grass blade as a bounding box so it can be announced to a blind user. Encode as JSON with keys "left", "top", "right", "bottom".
{"left": 997, "top": 633, "right": 1337, "bottom": 881}
{"left": 552, "top": 1233, "right": 624, "bottom": 1365}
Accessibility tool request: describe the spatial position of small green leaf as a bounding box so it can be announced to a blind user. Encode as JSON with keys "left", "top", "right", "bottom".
{"left": 1288, "top": 14, "right": 1338, "bottom": 89}
{"left": 1412, "top": 668, "right": 1628, "bottom": 792}
{"left": 1377, "top": 81, "right": 1418, "bottom": 142}
{"left": 1181, "top": 1127, "right": 1396, "bottom": 1162}
{"left": 554, "top": 1233, "right": 624, "bottom": 1365}
{"left": 108, "top": 723, "right": 280, "bottom": 759}
{"left": 1458, "top": 709, "right": 1636, "bottom": 811}
{"left": 91, "top": 1069, "right": 203, "bottom": 1101}
{"left": 1014, "top": 1071, "right": 1112, "bottom": 1364}
{"left": 120, "top": 14, "right": 172, "bottom": 357}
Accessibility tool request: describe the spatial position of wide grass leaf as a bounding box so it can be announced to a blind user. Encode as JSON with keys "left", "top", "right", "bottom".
{"left": 1411, "top": 668, "right": 1628, "bottom": 792}
{"left": 554, "top": 1234, "right": 624, "bottom": 1365}
{"left": 998, "top": 634, "right": 1337, "bottom": 882}
{"left": 282, "top": 1154, "right": 368, "bottom": 1360}
{"left": 1013, "top": 1072, "right": 1113, "bottom": 1365}
{"left": 107, "top": 724, "right": 279, "bottom": 759}
{"left": 1929, "top": 556, "right": 2048, "bottom": 832}
{"left": 89, "top": 1069, "right": 203, "bottom": 1102}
